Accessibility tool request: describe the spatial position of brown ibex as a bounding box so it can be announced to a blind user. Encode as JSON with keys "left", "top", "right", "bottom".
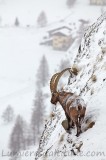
{"left": 50, "top": 68, "right": 86, "bottom": 137}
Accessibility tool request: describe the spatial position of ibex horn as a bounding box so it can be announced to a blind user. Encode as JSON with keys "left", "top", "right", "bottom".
{"left": 50, "top": 73, "right": 60, "bottom": 93}
{"left": 50, "top": 68, "right": 71, "bottom": 93}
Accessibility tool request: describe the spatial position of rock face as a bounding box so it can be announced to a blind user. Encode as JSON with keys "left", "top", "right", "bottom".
{"left": 35, "top": 12, "right": 106, "bottom": 160}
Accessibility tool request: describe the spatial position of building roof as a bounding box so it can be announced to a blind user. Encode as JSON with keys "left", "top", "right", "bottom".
{"left": 52, "top": 32, "right": 66, "bottom": 36}
{"left": 90, "top": 0, "right": 106, "bottom": 4}
{"left": 53, "top": 29, "right": 71, "bottom": 36}
{"left": 79, "top": 19, "right": 89, "bottom": 24}
{"left": 48, "top": 26, "right": 72, "bottom": 36}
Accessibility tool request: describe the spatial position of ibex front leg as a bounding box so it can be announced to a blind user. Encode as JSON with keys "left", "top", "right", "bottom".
{"left": 65, "top": 113, "right": 74, "bottom": 133}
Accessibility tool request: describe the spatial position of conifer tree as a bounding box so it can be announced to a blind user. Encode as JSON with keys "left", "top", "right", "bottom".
{"left": 14, "top": 17, "right": 20, "bottom": 26}
{"left": 37, "top": 11, "right": 47, "bottom": 27}
{"left": 31, "top": 88, "right": 45, "bottom": 144}
{"left": 66, "top": 0, "right": 76, "bottom": 8}
{"left": 36, "top": 55, "right": 49, "bottom": 87}
{"left": 2, "top": 105, "right": 14, "bottom": 123}
{"left": 9, "top": 115, "right": 27, "bottom": 153}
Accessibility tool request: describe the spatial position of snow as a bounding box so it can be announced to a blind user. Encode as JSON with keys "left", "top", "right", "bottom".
{"left": 52, "top": 28, "right": 71, "bottom": 36}
{"left": 0, "top": 0, "right": 106, "bottom": 160}
{"left": 35, "top": 12, "right": 106, "bottom": 160}
{"left": 0, "top": 0, "right": 70, "bottom": 26}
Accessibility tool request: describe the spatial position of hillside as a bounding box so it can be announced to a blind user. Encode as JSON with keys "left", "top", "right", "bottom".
{"left": 35, "top": 12, "right": 106, "bottom": 160}
{"left": 0, "top": 1, "right": 106, "bottom": 160}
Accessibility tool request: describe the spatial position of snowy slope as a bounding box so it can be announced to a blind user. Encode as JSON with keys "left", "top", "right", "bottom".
{"left": 35, "top": 13, "right": 106, "bottom": 160}
{"left": 0, "top": 0, "right": 106, "bottom": 160}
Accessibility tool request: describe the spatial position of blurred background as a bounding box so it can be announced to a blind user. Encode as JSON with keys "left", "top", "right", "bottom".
{"left": 0, "top": 0, "right": 106, "bottom": 159}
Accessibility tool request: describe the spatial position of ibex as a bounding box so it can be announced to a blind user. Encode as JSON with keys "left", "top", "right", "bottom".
{"left": 50, "top": 68, "right": 86, "bottom": 137}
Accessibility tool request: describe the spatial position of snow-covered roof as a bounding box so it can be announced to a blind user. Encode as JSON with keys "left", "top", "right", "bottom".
{"left": 48, "top": 26, "right": 72, "bottom": 36}
{"left": 52, "top": 28, "right": 71, "bottom": 36}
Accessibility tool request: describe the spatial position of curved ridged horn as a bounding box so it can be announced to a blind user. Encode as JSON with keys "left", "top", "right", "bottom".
{"left": 50, "top": 73, "right": 60, "bottom": 93}
{"left": 54, "top": 68, "right": 71, "bottom": 92}
{"left": 50, "top": 68, "right": 71, "bottom": 93}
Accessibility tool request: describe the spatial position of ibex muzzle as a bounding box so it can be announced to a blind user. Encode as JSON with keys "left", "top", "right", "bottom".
{"left": 51, "top": 92, "right": 59, "bottom": 105}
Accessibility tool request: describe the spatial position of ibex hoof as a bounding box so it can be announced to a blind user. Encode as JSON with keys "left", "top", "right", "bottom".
{"left": 66, "top": 129, "right": 71, "bottom": 134}
{"left": 76, "top": 134, "right": 80, "bottom": 137}
{"left": 70, "top": 125, "right": 75, "bottom": 129}
{"left": 76, "top": 131, "right": 82, "bottom": 137}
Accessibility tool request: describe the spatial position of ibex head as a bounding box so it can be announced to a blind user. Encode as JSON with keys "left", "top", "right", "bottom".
{"left": 50, "top": 68, "right": 71, "bottom": 105}
{"left": 51, "top": 92, "right": 59, "bottom": 105}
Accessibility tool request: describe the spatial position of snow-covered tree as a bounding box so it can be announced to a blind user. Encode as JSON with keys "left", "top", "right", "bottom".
{"left": 36, "top": 55, "right": 49, "bottom": 87}
{"left": 66, "top": 0, "right": 76, "bottom": 7}
{"left": 30, "top": 55, "right": 49, "bottom": 144}
{"left": 9, "top": 115, "right": 27, "bottom": 153}
{"left": 2, "top": 105, "right": 14, "bottom": 123}
{"left": 31, "top": 88, "right": 45, "bottom": 144}
{"left": 14, "top": 17, "right": 20, "bottom": 26}
{"left": 37, "top": 11, "right": 47, "bottom": 27}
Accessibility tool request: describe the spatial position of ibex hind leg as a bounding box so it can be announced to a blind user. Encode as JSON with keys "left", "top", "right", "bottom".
{"left": 70, "top": 119, "right": 75, "bottom": 129}
{"left": 67, "top": 120, "right": 72, "bottom": 134}
{"left": 76, "top": 117, "right": 82, "bottom": 137}
{"left": 76, "top": 126, "right": 82, "bottom": 137}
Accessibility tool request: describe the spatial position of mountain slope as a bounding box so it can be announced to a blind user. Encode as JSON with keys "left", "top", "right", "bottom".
{"left": 0, "top": 1, "right": 106, "bottom": 160}
{"left": 35, "top": 12, "right": 106, "bottom": 160}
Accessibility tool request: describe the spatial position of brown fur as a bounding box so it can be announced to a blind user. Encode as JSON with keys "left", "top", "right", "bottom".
{"left": 51, "top": 91, "right": 86, "bottom": 136}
